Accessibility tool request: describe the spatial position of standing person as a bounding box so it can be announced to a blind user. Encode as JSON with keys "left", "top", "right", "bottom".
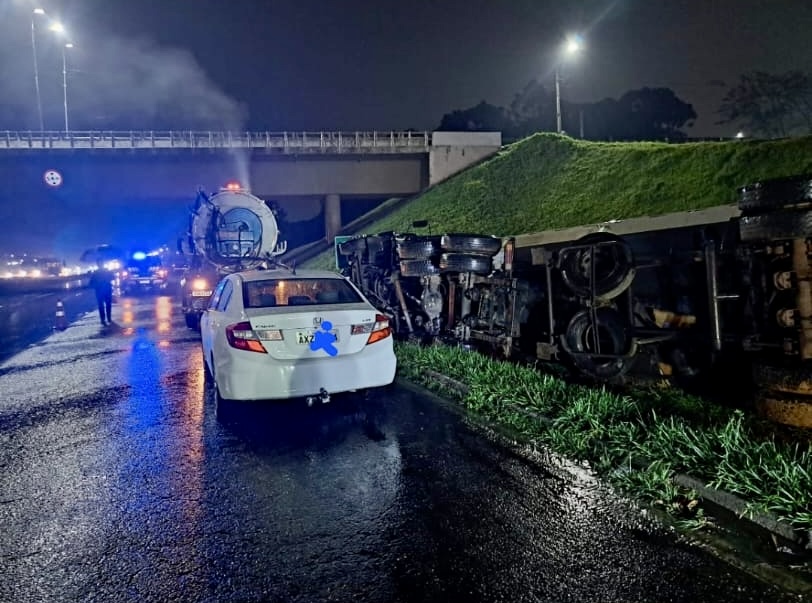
{"left": 89, "top": 262, "right": 114, "bottom": 326}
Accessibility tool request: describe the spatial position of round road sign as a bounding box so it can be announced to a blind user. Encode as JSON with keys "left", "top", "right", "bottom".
{"left": 43, "top": 169, "right": 63, "bottom": 187}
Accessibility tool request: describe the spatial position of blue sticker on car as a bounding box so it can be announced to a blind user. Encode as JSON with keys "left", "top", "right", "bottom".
{"left": 310, "top": 320, "right": 338, "bottom": 356}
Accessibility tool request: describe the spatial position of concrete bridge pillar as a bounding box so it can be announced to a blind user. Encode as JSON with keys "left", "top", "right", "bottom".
{"left": 324, "top": 193, "right": 341, "bottom": 243}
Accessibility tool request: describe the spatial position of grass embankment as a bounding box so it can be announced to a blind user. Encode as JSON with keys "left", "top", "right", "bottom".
{"left": 396, "top": 342, "right": 812, "bottom": 533}
{"left": 304, "top": 133, "right": 812, "bottom": 270}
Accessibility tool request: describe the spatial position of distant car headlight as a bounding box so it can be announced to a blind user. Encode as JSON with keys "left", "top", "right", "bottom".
{"left": 192, "top": 278, "right": 210, "bottom": 291}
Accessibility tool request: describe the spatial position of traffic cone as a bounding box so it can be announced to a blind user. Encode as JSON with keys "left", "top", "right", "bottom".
{"left": 54, "top": 299, "right": 67, "bottom": 331}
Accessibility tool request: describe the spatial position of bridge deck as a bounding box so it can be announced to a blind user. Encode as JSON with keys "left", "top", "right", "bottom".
{"left": 0, "top": 130, "right": 432, "bottom": 153}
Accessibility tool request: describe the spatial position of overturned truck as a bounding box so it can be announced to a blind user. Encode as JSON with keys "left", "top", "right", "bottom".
{"left": 337, "top": 175, "right": 812, "bottom": 429}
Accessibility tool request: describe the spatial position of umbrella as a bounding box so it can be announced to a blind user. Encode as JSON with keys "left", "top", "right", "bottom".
{"left": 80, "top": 244, "right": 126, "bottom": 264}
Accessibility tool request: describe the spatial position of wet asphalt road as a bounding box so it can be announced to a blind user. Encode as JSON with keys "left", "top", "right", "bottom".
{"left": 0, "top": 289, "right": 96, "bottom": 364}
{"left": 0, "top": 295, "right": 804, "bottom": 602}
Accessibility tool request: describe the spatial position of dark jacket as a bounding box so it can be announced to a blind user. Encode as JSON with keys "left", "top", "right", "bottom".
{"left": 89, "top": 268, "right": 114, "bottom": 294}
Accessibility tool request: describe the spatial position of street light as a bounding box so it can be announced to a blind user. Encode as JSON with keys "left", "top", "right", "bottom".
{"left": 555, "top": 35, "right": 583, "bottom": 135}
{"left": 31, "top": 8, "right": 46, "bottom": 132}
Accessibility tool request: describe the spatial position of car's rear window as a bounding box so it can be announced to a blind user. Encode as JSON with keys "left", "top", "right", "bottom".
{"left": 243, "top": 277, "right": 363, "bottom": 308}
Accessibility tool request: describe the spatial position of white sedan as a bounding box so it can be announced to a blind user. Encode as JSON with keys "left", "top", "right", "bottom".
{"left": 200, "top": 267, "right": 397, "bottom": 404}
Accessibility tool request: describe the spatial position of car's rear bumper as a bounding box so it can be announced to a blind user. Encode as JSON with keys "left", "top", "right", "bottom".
{"left": 217, "top": 339, "right": 397, "bottom": 401}
{"left": 123, "top": 280, "right": 168, "bottom": 292}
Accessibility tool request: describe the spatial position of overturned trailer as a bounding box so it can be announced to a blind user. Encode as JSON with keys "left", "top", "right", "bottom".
{"left": 337, "top": 175, "right": 812, "bottom": 428}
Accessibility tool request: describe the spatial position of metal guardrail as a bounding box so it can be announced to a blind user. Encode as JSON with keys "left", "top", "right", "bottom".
{"left": 0, "top": 130, "right": 432, "bottom": 152}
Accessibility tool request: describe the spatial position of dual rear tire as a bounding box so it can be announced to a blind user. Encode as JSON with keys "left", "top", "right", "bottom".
{"left": 398, "top": 233, "right": 502, "bottom": 276}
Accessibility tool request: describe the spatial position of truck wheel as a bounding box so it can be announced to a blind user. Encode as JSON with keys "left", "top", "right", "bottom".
{"left": 185, "top": 313, "right": 200, "bottom": 330}
{"left": 440, "top": 234, "right": 502, "bottom": 256}
{"left": 563, "top": 307, "right": 637, "bottom": 381}
{"left": 396, "top": 236, "right": 441, "bottom": 260}
{"left": 399, "top": 259, "right": 440, "bottom": 277}
{"left": 752, "top": 359, "right": 812, "bottom": 396}
{"left": 558, "top": 233, "right": 635, "bottom": 300}
{"left": 738, "top": 174, "right": 812, "bottom": 215}
{"left": 754, "top": 390, "right": 812, "bottom": 429}
{"left": 438, "top": 253, "right": 492, "bottom": 275}
{"left": 739, "top": 208, "right": 812, "bottom": 243}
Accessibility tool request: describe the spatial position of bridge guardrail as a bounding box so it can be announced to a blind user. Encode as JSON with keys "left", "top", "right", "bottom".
{"left": 0, "top": 130, "right": 432, "bottom": 152}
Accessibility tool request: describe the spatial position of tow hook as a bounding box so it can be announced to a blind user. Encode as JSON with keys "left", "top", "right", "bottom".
{"left": 306, "top": 388, "right": 331, "bottom": 407}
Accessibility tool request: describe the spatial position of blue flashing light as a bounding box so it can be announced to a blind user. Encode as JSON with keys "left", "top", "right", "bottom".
{"left": 132, "top": 251, "right": 147, "bottom": 260}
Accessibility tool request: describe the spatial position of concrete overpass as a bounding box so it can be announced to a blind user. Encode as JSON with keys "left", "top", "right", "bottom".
{"left": 0, "top": 130, "right": 501, "bottom": 242}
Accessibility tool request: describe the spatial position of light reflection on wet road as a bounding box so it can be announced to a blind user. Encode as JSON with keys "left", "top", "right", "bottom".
{"left": 0, "top": 296, "right": 803, "bottom": 602}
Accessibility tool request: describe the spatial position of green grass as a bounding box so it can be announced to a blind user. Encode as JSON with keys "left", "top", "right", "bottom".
{"left": 303, "top": 133, "right": 812, "bottom": 270}
{"left": 396, "top": 341, "right": 812, "bottom": 532}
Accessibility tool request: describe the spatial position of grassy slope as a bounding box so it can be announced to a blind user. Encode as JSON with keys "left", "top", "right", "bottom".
{"left": 304, "top": 133, "right": 812, "bottom": 270}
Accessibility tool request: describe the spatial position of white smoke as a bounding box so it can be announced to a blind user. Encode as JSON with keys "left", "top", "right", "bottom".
{"left": 73, "top": 35, "right": 248, "bottom": 131}
{"left": 0, "top": 5, "right": 247, "bottom": 131}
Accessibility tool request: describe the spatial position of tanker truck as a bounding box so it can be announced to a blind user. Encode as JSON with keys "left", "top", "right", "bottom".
{"left": 179, "top": 182, "right": 287, "bottom": 329}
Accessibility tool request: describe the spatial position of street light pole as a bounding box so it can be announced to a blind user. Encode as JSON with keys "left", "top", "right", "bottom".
{"left": 31, "top": 8, "right": 45, "bottom": 132}
{"left": 555, "top": 65, "right": 562, "bottom": 134}
{"left": 61, "top": 44, "right": 72, "bottom": 133}
{"left": 47, "top": 21, "right": 72, "bottom": 134}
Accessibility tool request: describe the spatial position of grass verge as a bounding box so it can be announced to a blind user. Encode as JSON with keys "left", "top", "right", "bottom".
{"left": 395, "top": 341, "right": 812, "bottom": 535}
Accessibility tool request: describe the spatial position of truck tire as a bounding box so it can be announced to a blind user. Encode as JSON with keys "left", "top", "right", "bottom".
{"left": 557, "top": 233, "right": 635, "bottom": 301}
{"left": 739, "top": 208, "right": 812, "bottom": 243}
{"left": 185, "top": 313, "right": 200, "bottom": 330}
{"left": 754, "top": 390, "right": 812, "bottom": 429}
{"left": 399, "top": 259, "right": 440, "bottom": 277}
{"left": 563, "top": 307, "right": 637, "bottom": 381}
{"left": 396, "top": 236, "right": 441, "bottom": 260}
{"left": 438, "top": 253, "right": 492, "bottom": 275}
{"left": 440, "top": 234, "right": 502, "bottom": 256}
{"left": 738, "top": 174, "right": 812, "bottom": 215}
{"left": 752, "top": 360, "right": 812, "bottom": 396}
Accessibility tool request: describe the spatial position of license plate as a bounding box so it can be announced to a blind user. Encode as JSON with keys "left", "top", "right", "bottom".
{"left": 191, "top": 290, "right": 212, "bottom": 297}
{"left": 296, "top": 330, "right": 339, "bottom": 344}
{"left": 138, "top": 279, "right": 151, "bottom": 284}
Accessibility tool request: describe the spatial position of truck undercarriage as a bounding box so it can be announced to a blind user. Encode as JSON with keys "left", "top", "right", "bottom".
{"left": 337, "top": 175, "right": 812, "bottom": 429}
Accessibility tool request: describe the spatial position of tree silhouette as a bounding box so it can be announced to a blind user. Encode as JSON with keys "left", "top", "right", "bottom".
{"left": 436, "top": 83, "right": 696, "bottom": 142}
{"left": 716, "top": 70, "right": 812, "bottom": 138}
{"left": 611, "top": 87, "right": 696, "bottom": 140}
{"left": 437, "top": 101, "right": 514, "bottom": 133}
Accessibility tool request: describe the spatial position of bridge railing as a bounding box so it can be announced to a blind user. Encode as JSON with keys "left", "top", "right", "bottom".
{"left": 0, "top": 130, "right": 432, "bottom": 152}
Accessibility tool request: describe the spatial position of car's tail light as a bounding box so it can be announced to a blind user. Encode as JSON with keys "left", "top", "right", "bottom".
{"left": 192, "top": 278, "right": 210, "bottom": 291}
{"left": 353, "top": 313, "right": 392, "bottom": 345}
{"left": 225, "top": 321, "right": 267, "bottom": 353}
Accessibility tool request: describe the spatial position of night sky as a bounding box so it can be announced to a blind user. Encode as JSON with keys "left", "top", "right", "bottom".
{"left": 1, "top": 0, "right": 810, "bottom": 259}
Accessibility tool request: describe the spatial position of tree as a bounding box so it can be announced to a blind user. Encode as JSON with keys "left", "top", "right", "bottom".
{"left": 508, "top": 79, "right": 554, "bottom": 134}
{"left": 436, "top": 85, "right": 696, "bottom": 142}
{"left": 613, "top": 87, "right": 696, "bottom": 141}
{"left": 716, "top": 71, "right": 812, "bottom": 138}
{"left": 436, "top": 101, "right": 514, "bottom": 133}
